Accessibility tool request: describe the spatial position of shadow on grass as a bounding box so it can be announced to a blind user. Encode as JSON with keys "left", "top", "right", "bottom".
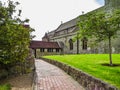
{"left": 101, "top": 63, "right": 120, "bottom": 67}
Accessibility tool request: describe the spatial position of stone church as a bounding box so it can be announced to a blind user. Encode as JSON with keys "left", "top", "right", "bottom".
{"left": 42, "top": 0, "right": 120, "bottom": 54}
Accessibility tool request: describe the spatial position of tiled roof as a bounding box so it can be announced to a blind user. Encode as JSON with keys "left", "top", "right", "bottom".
{"left": 30, "top": 41, "right": 61, "bottom": 49}
{"left": 56, "top": 17, "right": 79, "bottom": 32}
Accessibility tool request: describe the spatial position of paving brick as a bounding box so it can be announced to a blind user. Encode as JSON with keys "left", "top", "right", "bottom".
{"left": 34, "top": 59, "right": 85, "bottom": 90}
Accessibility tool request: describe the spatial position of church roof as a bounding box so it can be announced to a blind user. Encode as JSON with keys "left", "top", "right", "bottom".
{"left": 56, "top": 17, "right": 79, "bottom": 31}
{"left": 30, "top": 41, "right": 61, "bottom": 49}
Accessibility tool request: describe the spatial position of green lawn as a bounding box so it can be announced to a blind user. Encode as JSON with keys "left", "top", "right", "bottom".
{"left": 43, "top": 54, "right": 120, "bottom": 88}
{"left": 0, "top": 84, "right": 11, "bottom": 90}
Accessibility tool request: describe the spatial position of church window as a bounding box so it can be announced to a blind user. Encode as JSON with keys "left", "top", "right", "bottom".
{"left": 69, "top": 39, "right": 73, "bottom": 50}
{"left": 82, "top": 37, "right": 87, "bottom": 50}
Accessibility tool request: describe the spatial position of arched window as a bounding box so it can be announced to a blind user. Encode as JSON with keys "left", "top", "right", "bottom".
{"left": 82, "top": 37, "right": 88, "bottom": 50}
{"left": 69, "top": 39, "right": 73, "bottom": 50}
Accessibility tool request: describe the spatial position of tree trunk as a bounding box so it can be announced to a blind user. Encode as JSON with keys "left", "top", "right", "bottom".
{"left": 77, "top": 33, "right": 79, "bottom": 54}
{"left": 77, "top": 38, "right": 79, "bottom": 54}
{"left": 108, "top": 36, "right": 113, "bottom": 66}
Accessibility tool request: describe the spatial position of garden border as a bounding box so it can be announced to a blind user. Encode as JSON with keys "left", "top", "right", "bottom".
{"left": 40, "top": 57, "right": 118, "bottom": 90}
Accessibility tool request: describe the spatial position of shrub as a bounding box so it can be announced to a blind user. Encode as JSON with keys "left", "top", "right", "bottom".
{"left": 0, "top": 84, "right": 11, "bottom": 90}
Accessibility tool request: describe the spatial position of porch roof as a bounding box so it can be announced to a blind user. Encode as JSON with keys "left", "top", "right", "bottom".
{"left": 30, "top": 41, "right": 61, "bottom": 49}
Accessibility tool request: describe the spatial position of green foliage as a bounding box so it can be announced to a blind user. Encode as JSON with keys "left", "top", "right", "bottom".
{"left": 43, "top": 54, "right": 120, "bottom": 88}
{"left": 78, "top": 10, "right": 120, "bottom": 41}
{"left": 78, "top": 10, "right": 120, "bottom": 65}
{"left": 0, "top": 84, "right": 11, "bottom": 90}
{"left": 0, "top": 0, "right": 34, "bottom": 73}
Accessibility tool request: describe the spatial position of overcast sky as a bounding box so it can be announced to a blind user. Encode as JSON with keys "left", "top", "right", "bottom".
{"left": 2, "top": 0, "right": 104, "bottom": 40}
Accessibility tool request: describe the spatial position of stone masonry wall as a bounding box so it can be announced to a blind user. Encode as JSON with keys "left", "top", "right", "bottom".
{"left": 40, "top": 57, "right": 118, "bottom": 90}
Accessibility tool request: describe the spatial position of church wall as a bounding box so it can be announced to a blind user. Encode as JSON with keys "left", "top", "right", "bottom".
{"left": 85, "top": 35, "right": 120, "bottom": 54}
{"left": 48, "top": 29, "right": 120, "bottom": 54}
{"left": 49, "top": 32, "right": 87, "bottom": 54}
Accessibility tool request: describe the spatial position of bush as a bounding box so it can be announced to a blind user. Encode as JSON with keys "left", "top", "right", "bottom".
{"left": 0, "top": 84, "right": 11, "bottom": 90}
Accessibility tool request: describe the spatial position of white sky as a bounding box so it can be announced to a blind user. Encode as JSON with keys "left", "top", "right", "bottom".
{"left": 2, "top": 0, "right": 104, "bottom": 40}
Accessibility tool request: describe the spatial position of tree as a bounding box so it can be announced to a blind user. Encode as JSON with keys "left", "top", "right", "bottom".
{"left": 0, "top": 0, "right": 34, "bottom": 72}
{"left": 78, "top": 10, "right": 120, "bottom": 66}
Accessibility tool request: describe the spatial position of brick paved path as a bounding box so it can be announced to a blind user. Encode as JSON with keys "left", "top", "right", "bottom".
{"left": 34, "top": 59, "right": 85, "bottom": 90}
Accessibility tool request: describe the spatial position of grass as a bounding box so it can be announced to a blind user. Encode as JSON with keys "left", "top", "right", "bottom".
{"left": 43, "top": 54, "right": 120, "bottom": 88}
{"left": 0, "top": 84, "right": 11, "bottom": 90}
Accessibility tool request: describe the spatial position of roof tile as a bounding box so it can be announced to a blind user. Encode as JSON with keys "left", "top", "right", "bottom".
{"left": 30, "top": 41, "right": 61, "bottom": 49}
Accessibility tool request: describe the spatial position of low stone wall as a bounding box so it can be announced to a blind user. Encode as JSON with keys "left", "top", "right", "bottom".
{"left": 40, "top": 57, "right": 118, "bottom": 90}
